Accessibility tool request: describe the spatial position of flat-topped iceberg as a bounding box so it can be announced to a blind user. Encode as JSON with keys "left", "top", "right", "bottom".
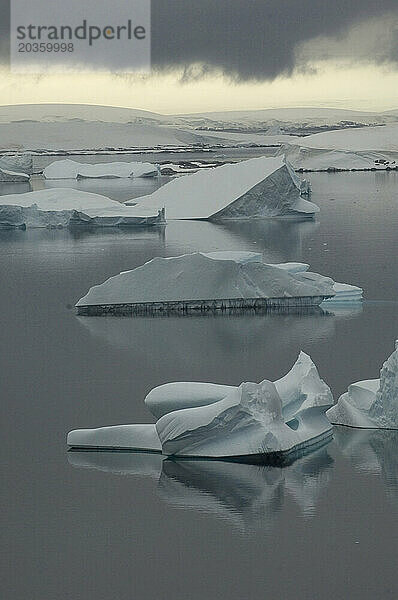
{"left": 75, "top": 252, "right": 334, "bottom": 314}
{"left": 76, "top": 252, "right": 362, "bottom": 314}
{"left": 125, "top": 156, "right": 319, "bottom": 220}
{"left": 67, "top": 352, "right": 333, "bottom": 462}
{"left": 43, "top": 159, "right": 159, "bottom": 179}
{"left": 327, "top": 342, "right": 398, "bottom": 429}
{"left": 0, "top": 188, "right": 165, "bottom": 229}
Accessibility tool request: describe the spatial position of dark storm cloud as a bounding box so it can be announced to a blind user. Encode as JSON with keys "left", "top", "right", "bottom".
{"left": 151, "top": 0, "right": 398, "bottom": 80}
{"left": 0, "top": 0, "right": 397, "bottom": 77}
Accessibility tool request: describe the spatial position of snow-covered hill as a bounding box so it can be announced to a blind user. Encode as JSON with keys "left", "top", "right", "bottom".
{"left": 0, "top": 104, "right": 397, "bottom": 152}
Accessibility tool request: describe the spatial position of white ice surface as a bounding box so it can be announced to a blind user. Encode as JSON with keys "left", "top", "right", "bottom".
{"left": 281, "top": 125, "right": 398, "bottom": 171}
{"left": 67, "top": 424, "right": 161, "bottom": 451}
{"left": 293, "top": 124, "right": 398, "bottom": 152}
{"left": 126, "top": 156, "right": 319, "bottom": 219}
{"left": 326, "top": 343, "right": 398, "bottom": 429}
{"left": 76, "top": 252, "right": 334, "bottom": 307}
{"left": 145, "top": 382, "right": 235, "bottom": 419}
{"left": 203, "top": 251, "right": 263, "bottom": 264}
{"left": 43, "top": 159, "right": 159, "bottom": 179}
{"left": 68, "top": 353, "right": 333, "bottom": 458}
{"left": 146, "top": 351, "right": 333, "bottom": 422}
{"left": 156, "top": 363, "right": 333, "bottom": 458}
{"left": 0, "top": 188, "right": 163, "bottom": 228}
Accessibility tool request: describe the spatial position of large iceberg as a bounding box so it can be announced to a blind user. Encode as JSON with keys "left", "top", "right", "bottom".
{"left": 75, "top": 252, "right": 334, "bottom": 314}
{"left": 76, "top": 252, "right": 362, "bottom": 315}
{"left": 326, "top": 341, "right": 398, "bottom": 429}
{"left": 67, "top": 352, "right": 334, "bottom": 463}
{"left": 0, "top": 188, "right": 165, "bottom": 229}
{"left": 125, "top": 156, "right": 319, "bottom": 220}
{"left": 43, "top": 159, "right": 159, "bottom": 179}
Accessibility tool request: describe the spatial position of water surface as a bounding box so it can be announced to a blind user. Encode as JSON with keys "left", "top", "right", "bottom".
{"left": 0, "top": 171, "right": 397, "bottom": 600}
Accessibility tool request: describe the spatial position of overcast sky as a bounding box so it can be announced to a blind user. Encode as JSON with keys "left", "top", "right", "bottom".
{"left": 0, "top": 0, "right": 398, "bottom": 111}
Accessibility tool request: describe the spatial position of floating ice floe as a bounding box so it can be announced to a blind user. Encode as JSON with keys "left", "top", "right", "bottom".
{"left": 125, "top": 156, "right": 319, "bottom": 220}
{"left": 43, "top": 159, "right": 159, "bottom": 179}
{"left": 67, "top": 352, "right": 333, "bottom": 462}
{"left": 0, "top": 188, "right": 165, "bottom": 229}
{"left": 75, "top": 252, "right": 335, "bottom": 314}
{"left": 326, "top": 341, "right": 398, "bottom": 429}
{"left": 75, "top": 252, "right": 362, "bottom": 315}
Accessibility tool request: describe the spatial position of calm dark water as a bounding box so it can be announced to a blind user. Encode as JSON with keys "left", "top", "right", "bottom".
{"left": 0, "top": 172, "right": 397, "bottom": 599}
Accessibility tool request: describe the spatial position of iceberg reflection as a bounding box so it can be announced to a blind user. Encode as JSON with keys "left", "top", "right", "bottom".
{"left": 68, "top": 440, "right": 333, "bottom": 532}
{"left": 333, "top": 427, "right": 398, "bottom": 504}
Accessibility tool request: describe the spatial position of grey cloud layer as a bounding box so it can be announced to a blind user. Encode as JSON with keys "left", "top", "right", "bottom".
{"left": 1, "top": 0, "right": 397, "bottom": 77}
{"left": 152, "top": 0, "right": 398, "bottom": 79}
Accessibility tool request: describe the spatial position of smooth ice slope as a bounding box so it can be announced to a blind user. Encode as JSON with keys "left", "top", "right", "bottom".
{"left": 67, "top": 424, "right": 161, "bottom": 451}
{"left": 264, "top": 261, "right": 363, "bottom": 303}
{"left": 146, "top": 352, "right": 332, "bottom": 420}
{"left": 172, "top": 253, "right": 362, "bottom": 303}
{"left": 0, "top": 188, "right": 164, "bottom": 228}
{"left": 327, "top": 342, "right": 398, "bottom": 429}
{"left": 126, "top": 156, "right": 319, "bottom": 220}
{"left": 68, "top": 353, "right": 333, "bottom": 460}
{"left": 43, "top": 159, "right": 159, "bottom": 179}
{"left": 76, "top": 252, "right": 334, "bottom": 308}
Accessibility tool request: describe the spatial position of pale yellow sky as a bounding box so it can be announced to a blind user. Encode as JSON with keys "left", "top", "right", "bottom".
{"left": 1, "top": 61, "right": 398, "bottom": 113}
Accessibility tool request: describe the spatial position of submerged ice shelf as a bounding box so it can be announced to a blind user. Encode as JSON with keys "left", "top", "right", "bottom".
{"left": 125, "top": 156, "right": 319, "bottom": 220}
{"left": 327, "top": 342, "right": 398, "bottom": 429}
{"left": 75, "top": 252, "right": 362, "bottom": 315}
{"left": 0, "top": 188, "right": 165, "bottom": 229}
{"left": 43, "top": 159, "right": 159, "bottom": 179}
{"left": 67, "top": 352, "right": 334, "bottom": 462}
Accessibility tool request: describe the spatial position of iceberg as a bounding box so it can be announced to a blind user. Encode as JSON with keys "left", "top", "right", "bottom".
{"left": 0, "top": 153, "right": 32, "bottom": 176}
{"left": 326, "top": 341, "right": 398, "bottom": 429}
{"left": 75, "top": 252, "right": 334, "bottom": 315}
{"left": 0, "top": 188, "right": 165, "bottom": 229}
{"left": 75, "top": 252, "right": 361, "bottom": 315}
{"left": 280, "top": 124, "right": 398, "bottom": 172}
{"left": 155, "top": 353, "right": 333, "bottom": 460}
{"left": 0, "top": 167, "right": 30, "bottom": 182}
{"left": 43, "top": 159, "right": 159, "bottom": 179}
{"left": 67, "top": 352, "right": 333, "bottom": 463}
{"left": 125, "top": 156, "right": 319, "bottom": 220}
